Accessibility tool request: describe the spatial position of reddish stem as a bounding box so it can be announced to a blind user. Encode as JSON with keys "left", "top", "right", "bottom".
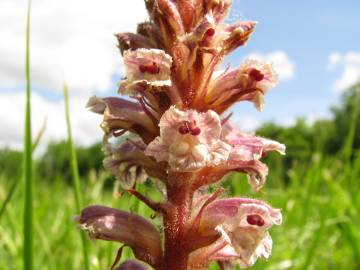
{"left": 162, "top": 174, "right": 193, "bottom": 270}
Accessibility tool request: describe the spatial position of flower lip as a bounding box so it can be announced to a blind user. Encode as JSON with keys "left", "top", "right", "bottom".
{"left": 247, "top": 214, "right": 265, "bottom": 226}
{"left": 249, "top": 68, "right": 265, "bottom": 81}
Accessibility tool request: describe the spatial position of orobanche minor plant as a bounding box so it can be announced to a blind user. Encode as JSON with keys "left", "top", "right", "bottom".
{"left": 77, "top": 1, "right": 285, "bottom": 269}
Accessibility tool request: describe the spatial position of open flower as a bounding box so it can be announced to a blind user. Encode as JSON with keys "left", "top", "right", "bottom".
{"left": 205, "top": 58, "right": 277, "bottom": 113}
{"left": 77, "top": 205, "right": 162, "bottom": 267}
{"left": 238, "top": 59, "right": 278, "bottom": 111}
{"left": 145, "top": 106, "right": 231, "bottom": 172}
{"left": 189, "top": 198, "right": 282, "bottom": 269}
{"left": 120, "top": 49, "right": 173, "bottom": 95}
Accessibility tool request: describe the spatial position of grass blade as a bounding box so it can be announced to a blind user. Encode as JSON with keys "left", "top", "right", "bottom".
{"left": 63, "top": 83, "right": 90, "bottom": 270}
{"left": 23, "top": 0, "right": 33, "bottom": 269}
{"left": 0, "top": 180, "right": 18, "bottom": 220}
{"left": 0, "top": 120, "right": 47, "bottom": 223}
{"left": 300, "top": 213, "right": 326, "bottom": 270}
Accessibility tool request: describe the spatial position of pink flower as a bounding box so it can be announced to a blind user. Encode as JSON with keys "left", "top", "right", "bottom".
{"left": 239, "top": 59, "right": 278, "bottom": 111}
{"left": 205, "top": 58, "right": 277, "bottom": 113}
{"left": 120, "top": 49, "right": 173, "bottom": 95}
{"left": 77, "top": 205, "right": 162, "bottom": 267}
{"left": 189, "top": 198, "right": 282, "bottom": 269}
{"left": 145, "top": 106, "right": 231, "bottom": 172}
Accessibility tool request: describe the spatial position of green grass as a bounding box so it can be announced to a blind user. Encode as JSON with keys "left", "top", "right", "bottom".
{"left": 23, "top": 0, "right": 33, "bottom": 269}
{"left": 1, "top": 146, "right": 359, "bottom": 269}
{"left": 64, "top": 84, "right": 90, "bottom": 270}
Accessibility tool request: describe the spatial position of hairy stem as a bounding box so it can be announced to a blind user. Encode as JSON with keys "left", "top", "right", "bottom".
{"left": 162, "top": 174, "right": 193, "bottom": 270}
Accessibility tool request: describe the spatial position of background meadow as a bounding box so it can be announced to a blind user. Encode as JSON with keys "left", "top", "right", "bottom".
{"left": 1, "top": 0, "right": 360, "bottom": 269}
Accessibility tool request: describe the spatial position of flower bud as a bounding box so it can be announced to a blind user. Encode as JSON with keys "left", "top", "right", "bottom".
{"left": 77, "top": 205, "right": 162, "bottom": 267}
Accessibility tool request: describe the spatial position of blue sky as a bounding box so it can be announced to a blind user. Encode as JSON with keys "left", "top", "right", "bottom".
{"left": 225, "top": 0, "right": 360, "bottom": 126}
{"left": 0, "top": 0, "right": 359, "bottom": 148}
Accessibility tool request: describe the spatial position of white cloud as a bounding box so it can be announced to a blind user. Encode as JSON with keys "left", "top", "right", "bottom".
{"left": 329, "top": 52, "right": 360, "bottom": 92}
{"left": 0, "top": 91, "right": 102, "bottom": 151}
{"left": 231, "top": 115, "right": 261, "bottom": 132}
{"left": 244, "top": 51, "right": 295, "bottom": 81}
{"left": 0, "top": 0, "right": 148, "bottom": 149}
{"left": 0, "top": 0, "right": 147, "bottom": 95}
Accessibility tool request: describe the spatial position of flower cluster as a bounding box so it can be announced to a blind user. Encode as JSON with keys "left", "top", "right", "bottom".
{"left": 78, "top": 1, "right": 285, "bottom": 269}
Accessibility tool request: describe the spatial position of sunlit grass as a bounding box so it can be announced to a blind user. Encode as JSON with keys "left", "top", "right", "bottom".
{"left": 1, "top": 146, "right": 359, "bottom": 269}
{"left": 64, "top": 84, "right": 90, "bottom": 270}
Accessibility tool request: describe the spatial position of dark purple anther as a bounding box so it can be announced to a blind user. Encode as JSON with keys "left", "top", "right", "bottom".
{"left": 247, "top": 214, "right": 265, "bottom": 226}
{"left": 190, "top": 127, "right": 201, "bottom": 136}
{"left": 249, "top": 68, "right": 265, "bottom": 82}
{"left": 205, "top": 28, "right": 216, "bottom": 37}
{"left": 139, "top": 62, "right": 160, "bottom": 74}
{"left": 178, "top": 124, "right": 190, "bottom": 134}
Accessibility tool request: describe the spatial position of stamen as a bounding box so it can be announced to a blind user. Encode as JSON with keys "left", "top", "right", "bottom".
{"left": 205, "top": 28, "right": 216, "bottom": 37}
{"left": 178, "top": 121, "right": 201, "bottom": 136}
{"left": 249, "top": 68, "right": 265, "bottom": 81}
{"left": 139, "top": 61, "right": 160, "bottom": 74}
{"left": 247, "top": 214, "right": 265, "bottom": 226}
{"left": 190, "top": 127, "right": 201, "bottom": 136}
{"left": 178, "top": 124, "right": 190, "bottom": 134}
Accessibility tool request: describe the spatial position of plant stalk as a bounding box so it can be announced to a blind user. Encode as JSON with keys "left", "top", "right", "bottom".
{"left": 162, "top": 175, "right": 193, "bottom": 270}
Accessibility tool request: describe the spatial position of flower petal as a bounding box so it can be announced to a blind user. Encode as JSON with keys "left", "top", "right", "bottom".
{"left": 77, "top": 205, "right": 162, "bottom": 267}
{"left": 206, "top": 57, "right": 277, "bottom": 113}
{"left": 205, "top": 0, "right": 232, "bottom": 23}
{"left": 121, "top": 49, "right": 172, "bottom": 90}
{"left": 200, "top": 198, "right": 282, "bottom": 232}
{"left": 115, "top": 33, "right": 155, "bottom": 55}
{"left": 87, "top": 96, "right": 158, "bottom": 144}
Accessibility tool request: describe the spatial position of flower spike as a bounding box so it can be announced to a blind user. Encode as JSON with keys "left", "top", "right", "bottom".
{"left": 85, "top": 1, "right": 286, "bottom": 269}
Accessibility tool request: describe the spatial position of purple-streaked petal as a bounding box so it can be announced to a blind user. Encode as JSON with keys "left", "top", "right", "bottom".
{"left": 200, "top": 198, "right": 282, "bottom": 232}
{"left": 87, "top": 96, "right": 158, "bottom": 144}
{"left": 78, "top": 205, "right": 162, "bottom": 266}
